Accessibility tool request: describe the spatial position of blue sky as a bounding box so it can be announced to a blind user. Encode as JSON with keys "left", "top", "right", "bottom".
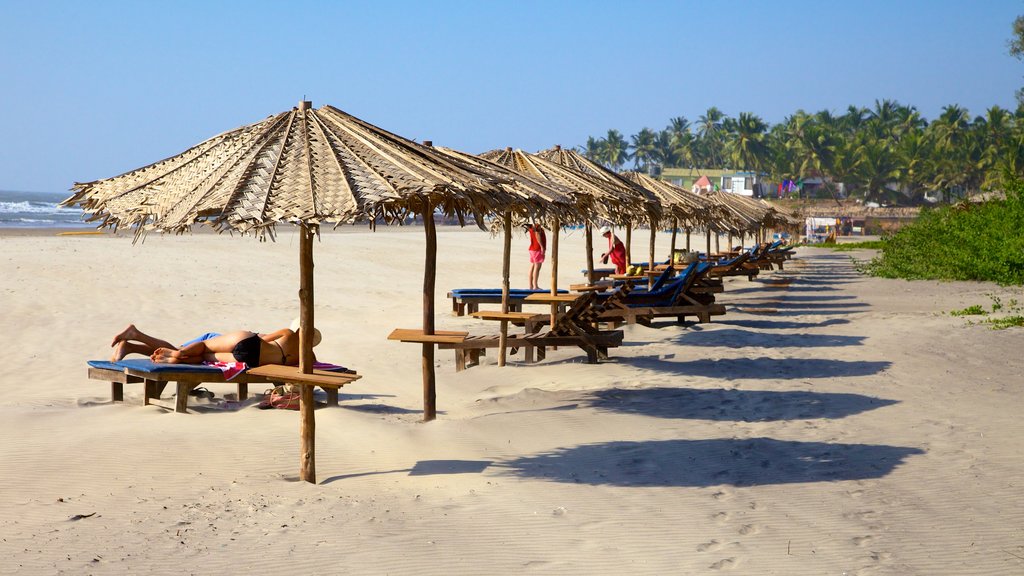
{"left": 1, "top": 0, "right": 1021, "bottom": 193}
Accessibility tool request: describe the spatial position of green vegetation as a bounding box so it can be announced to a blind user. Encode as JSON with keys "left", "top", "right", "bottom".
{"left": 985, "top": 315, "right": 1024, "bottom": 329}
{"left": 806, "top": 240, "right": 887, "bottom": 251}
{"left": 951, "top": 305, "right": 988, "bottom": 316}
{"left": 863, "top": 177, "right": 1024, "bottom": 284}
{"left": 580, "top": 100, "right": 1024, "bottom": 205}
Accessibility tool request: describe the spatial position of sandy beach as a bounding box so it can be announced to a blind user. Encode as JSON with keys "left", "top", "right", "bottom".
{"left": 1, "top": 227, "right": 1023, "bottom": 575}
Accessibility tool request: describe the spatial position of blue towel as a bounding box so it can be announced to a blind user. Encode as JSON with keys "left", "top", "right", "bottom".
{"left": 87, "top": 359, "right": 223, "bottom": 373}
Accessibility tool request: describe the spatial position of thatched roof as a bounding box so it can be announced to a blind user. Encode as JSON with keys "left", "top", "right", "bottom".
{"left": 619, "top": 170, "right": 722, "bottom": 228}
{"left": 480, "top": 147, "right": 643, "bottom": 224}
{"left": 63, "top": 103, "right": 559, "bottom": 237}
{"left": 533, "top": 146, "right": 662, "bottom": 223}
{"left": 705, "top": 191, "right": 799, "bottom": 232}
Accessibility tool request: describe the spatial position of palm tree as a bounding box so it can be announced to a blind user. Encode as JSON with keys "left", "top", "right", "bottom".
{"left": 653, "top": 129, "right": 679, "bottom": 168}
{"left": 603, "top": 129, "right": 630, "bottom": 171}
{"left": 582, "top": 136, "right": 606, "bottom": 164}
{"left": 852, "top": 139, "right": 902, "bottom": 203}
{"left": 724, "top": 112, "right": 769, "bottom": 172}
{"left": 697, "top": 107, "right": 726, "bottom": 167}
{"left": 630, "top": 128, "right": 658, "bottom": 171}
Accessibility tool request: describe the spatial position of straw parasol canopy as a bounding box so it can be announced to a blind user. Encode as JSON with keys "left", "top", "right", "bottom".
{"left": 532, "top": 145, "right": 663, "bottom": 280}
{"left": 63, "top": 101, "right": 554, "bottom": 482}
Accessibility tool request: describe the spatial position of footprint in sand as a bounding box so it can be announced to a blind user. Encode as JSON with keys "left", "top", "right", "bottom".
{"left": 711, "top": 511, "right": 730, "bottom": 524}
{"left": 739, "top": 524, "right": 761, "bottom": 535}
{"left": 852, "top": 535, "right": 873, "bottom": 547}
{"left": 711, "top": 490, "right": 733, "bottom": 501}
{"left": 697, "top": 539, "right": 722, "bottom": 552}
{"left": 709, "top": 557, "right": 737, "bottom": 570}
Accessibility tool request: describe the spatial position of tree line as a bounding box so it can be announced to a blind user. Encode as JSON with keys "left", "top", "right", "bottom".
{"left": 580, "top": 101, "right": 1024, "bottom": 204}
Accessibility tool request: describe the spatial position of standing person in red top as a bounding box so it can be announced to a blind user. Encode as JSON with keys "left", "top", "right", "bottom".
{"left": 525, "top": 222, "right": 547, "bottom": 289}
{"left": 600, "top": 225, "right": 627, "bottom": 274}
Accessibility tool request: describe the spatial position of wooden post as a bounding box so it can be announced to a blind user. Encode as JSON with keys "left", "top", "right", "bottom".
{"left": 648, "top": 221, "right": 656, "bottom": 289}
{"left": 550, "top": 216, "right": 559, "bottom": 330}
{"left": 727, "top": 232, "right": 733, "bottom": 252}
{"left": 706, "top": 228, "right": 711, "bottom": 259}
{"left": 624, "top": 222, "right": 632, "bottom": 267}
{"left": 739, "top": 231, "right": 745, "bottom": 250}
{"left": 585, "top": 222, "right": 595, "bottom": 283}
{"left": 422, "top": 198, "right": 437, "bottom": 421}
{"left": 550, "top": 216, "right": 559, "bottom": 295}
{"left": 499, "top": 211, "right": 512, "bottom": 367}
{"left": 298, "top": 222, "right": 316, "bottom": 484}
{"left": 715, "top": 229, "right": 720, "bottom": 253}
{"left": 685, "top": 226, "right": 691, "bottom": 251}
{"left": 298, "top": 224, "right": 315, "bottom": 374}
{"left": 670, "top": 217, "right": 678, "bottom": 255}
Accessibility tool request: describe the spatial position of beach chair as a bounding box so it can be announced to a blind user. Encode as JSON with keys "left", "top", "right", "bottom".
{"left": 596, "top": 262, "right": 727, "bottom": 326}
{"left": 438, "top": 291, "right": 625, "bottom": 370}
{"left": 448, "top": 288, "right": 568, "bottom": 316}
{"left": 706, "top": 251, "right": 759, "bottom": 280}
{"left": 85, "top": 358, "right": 360, "bottom": 413}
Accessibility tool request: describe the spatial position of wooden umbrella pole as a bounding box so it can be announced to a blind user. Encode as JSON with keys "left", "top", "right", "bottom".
{"left": 550, "top": 216, "right": 559, "bottom": 296}
{"left": 585, "top": 222, "right": 595, "bottom": 284}
{"left": 670, "top": 217, "right": 678, "bottom": 256}
{"left": 727, "top": 232, "right": 733, "bottom": 252}
{"left": 715, "top": 229, "right": 720, "bottom": 253}
{"left": 685, "top": 226, "right": 691, "bottom": 251}
{"left": 706, "top": 229, "right": 711, "bottom": 259}
{"left": 648, "top": 222, "right": 656, "bottom": 289}
{"left": 624, "top": 223, "right": 632, "bottom": 267}
{"left": 498, "top": 211, "right": 512, "bottom": 367}
{"left": 422, "top": 198, "right": 437, "bottom": 421}
{"left": 298, "top": 222, "right": 316, "bottom": 483}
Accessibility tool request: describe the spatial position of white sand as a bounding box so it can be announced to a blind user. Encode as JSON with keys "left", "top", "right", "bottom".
{"left": 1, "top": 228, "right": 1023, "bottom": 575}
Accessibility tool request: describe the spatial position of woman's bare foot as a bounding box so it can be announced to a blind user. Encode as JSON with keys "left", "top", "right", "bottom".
{"left": 111, "top": 324, "right": 140, "bottom": 347}
{"left": 110, "top": 341, "right": 129, "bottom": 362}
{"left": 150, "top": 347, "right": 179, "bottom": 363}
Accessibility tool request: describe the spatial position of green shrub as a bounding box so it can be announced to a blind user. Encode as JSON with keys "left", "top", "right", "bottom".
{"left": 986, "top": 315, "right": 1024, "bottom": 329}
{"left": 950, "top": 305, "right": 987, "bottom": 316}
{"left": 864, "top": 178, "right": 1024, "bottom": 285}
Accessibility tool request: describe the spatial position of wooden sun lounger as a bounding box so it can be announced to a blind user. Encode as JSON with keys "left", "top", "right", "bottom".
{"left": 439, "top": 291, "right": 625, "bottom": 371}
{"left": 86, "top": 360, "right": 360, "bottom": 413}
{"left": 707, "top": 252, "right": 759, "bottom": 280}
{"left": 597, "top": 264, "right": 727, "bottom": 326}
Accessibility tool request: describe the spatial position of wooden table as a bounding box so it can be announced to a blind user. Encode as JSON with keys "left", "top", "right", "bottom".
{"left": 569, "top": 281, "right": 613, "bottom": 292}
{"left": 469, "top": 310, "right": 547, "bottom": 362}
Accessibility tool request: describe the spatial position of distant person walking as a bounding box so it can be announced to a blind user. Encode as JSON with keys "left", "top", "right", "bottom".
{"left": 600, "top": 226, "right": 627, "bottom": 274}
{"left": 526, "top": 222, "right": 547, "bottom": 289}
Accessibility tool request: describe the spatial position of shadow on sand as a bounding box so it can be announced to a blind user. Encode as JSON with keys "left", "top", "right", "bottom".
{"left": 616, "top": 356, "right": 891, "bottom": 379}
{"left": 712, "top": 318, "right": 850, "bottom": 330}
{"left": 582, "top": 386, "right": 895, "bottom": 421}
{"left": 497, "top": 438, "right": 923, "bottom": 487}
{"left": 673, "top": 329, "right": 866, "bottom": 348}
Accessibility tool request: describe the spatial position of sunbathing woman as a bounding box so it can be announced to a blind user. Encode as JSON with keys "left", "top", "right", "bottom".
{"left": 110, "top": 323, "right": 320, "bottom": 367}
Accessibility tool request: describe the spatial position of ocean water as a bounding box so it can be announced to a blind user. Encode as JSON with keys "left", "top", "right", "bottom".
{"left": 0, "top": 190, "right": 91, "bottom": 228}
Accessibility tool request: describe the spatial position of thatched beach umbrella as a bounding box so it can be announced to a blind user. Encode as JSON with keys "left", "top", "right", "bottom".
{"left": 533, "top": 146, "right": 661, "bottom": 281}
{"left": 63, "top": 101, "right": 541, "bottom": 482}
{"left": 428, "top": 145, "right": 575, "bottom": 367}
{"left": 620, "top": 170, "right": 725, "bottom": 269}
{"left": 480, "top": 147, "right": 640, "bottom": 291}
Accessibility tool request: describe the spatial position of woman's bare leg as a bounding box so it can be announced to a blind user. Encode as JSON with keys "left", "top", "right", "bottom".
{"left": 111, "top": 324, "right": 176, "bottom": 350}
{"left": 111, "top": 341, "right": 154, "bottom": 361}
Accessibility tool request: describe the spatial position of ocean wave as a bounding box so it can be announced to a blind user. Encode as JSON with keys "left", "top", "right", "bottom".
{"left": 0, "top": 200, "right": 79, "bottom": 214}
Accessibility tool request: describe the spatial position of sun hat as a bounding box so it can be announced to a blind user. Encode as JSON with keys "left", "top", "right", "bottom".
{"left": 288, "top": 318, "right": 323, "bottom": 347}
{"left": 599, "top": 225, "right": 611, "bottom": 235}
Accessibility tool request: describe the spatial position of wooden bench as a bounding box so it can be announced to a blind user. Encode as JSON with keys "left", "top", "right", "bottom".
{"left": 438, "top": 329, "right": 624, "bottom": 370}
{"left": 87, "top": 361, "right": 360, "bottom": 413}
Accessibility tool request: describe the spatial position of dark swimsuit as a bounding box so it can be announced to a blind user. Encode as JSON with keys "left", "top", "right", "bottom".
{"left": 231, "top": 334, "right": 262, "bottom": 366}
